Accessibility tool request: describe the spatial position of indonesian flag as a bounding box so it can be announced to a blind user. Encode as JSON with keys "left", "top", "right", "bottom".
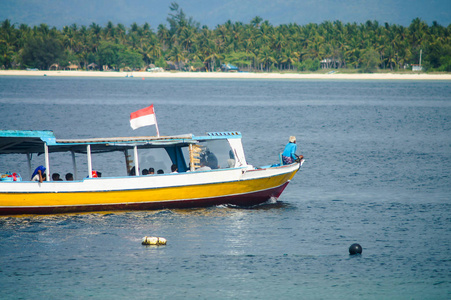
{"left": 130, "top": 105, "right": 157, "bottom": 130}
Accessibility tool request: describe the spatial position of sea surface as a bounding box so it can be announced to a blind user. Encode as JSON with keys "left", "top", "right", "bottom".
{"left": 0, "top": 76, "right": 450, "bottom": 299}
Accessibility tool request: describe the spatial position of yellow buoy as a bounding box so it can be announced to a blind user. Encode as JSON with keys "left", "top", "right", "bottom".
{"left": 142, "top": 236, "right": 167, "bottom": 245}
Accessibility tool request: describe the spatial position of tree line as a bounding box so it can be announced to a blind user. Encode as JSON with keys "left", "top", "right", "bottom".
{"left": 1, "top": 3, "right": 450, "bottom": 72}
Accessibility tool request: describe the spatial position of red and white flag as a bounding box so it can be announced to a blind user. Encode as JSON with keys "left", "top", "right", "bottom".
{"left": 130, "top": 105, "right": 160, "bottom": 136}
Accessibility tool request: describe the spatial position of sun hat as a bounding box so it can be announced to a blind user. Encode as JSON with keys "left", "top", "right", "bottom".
{"left": 289, "top": 136, "right": 296, "bottom": 143}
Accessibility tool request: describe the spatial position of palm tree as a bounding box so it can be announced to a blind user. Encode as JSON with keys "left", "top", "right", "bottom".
{"left": 34, "top": 23, "right": 50, "bottom": 37}
{"left": 409, "top": 18, "right": 429, "bottom": 48}
{"left": 167, "top": 44, "right": 185, "bottom": 70}
{"left": 88, "top": 22, "right": 102, "bottom": 53}
{"left": 0, "top": 21, "right": 18, "bottom": 69}
{"left": 204, "top": 51, "right": 222, "bottom": 72}
{"left": 180, "top": 27, "right": 196, "bottom": 52}
{"left": 115, "top": 23, "right": 127, "bottom": 45}
{"left": 280, "top": 48, "right": 299, "bottom": 70}
{"left": 273, "top": 31, "right": 286, "bottom": 52}
{"left": 251, "top": 16, "right": 263, "bottom": 28}
{"left": 143, "top": 37, "right": 162, "bottom": 65}
{"left": 103, "top": 21, "right": 114, "bottom": 41}
{"left": 257, "top": 46, "right": 277, "bottom": 71}
{"left": 157, "top": 24, "right": 170, "bottom": 51}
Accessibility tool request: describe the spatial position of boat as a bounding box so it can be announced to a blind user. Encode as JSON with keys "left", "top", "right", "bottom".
{"left": 0, "top": 130, "right": 303, "bottom": 215}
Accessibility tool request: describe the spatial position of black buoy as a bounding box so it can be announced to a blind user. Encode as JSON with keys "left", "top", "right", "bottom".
{"left": 349, "top": 243, "right": 362, "bottom": 255}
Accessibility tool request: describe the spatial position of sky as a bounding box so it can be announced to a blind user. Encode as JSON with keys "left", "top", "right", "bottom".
{"left": 1, "top": 0, "right": 450, "bottom": 29}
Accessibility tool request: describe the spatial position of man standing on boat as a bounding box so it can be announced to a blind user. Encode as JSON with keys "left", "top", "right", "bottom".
{"left": 282, "top": 136, "right": 303, "bottom": 164}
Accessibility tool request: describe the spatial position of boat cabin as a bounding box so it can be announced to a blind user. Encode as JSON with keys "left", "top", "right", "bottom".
{"left": 0, "top": 130, "right": 248, "bottom": 182}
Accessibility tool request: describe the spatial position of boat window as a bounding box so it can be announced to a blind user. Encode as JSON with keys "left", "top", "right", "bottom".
{"left": 138, "top": 148, "right": 173, "bottom": 174}
{"left": 51, "top": 151, "right": 123, "bottom": 179}
{"left": 183, "top": 140, "right": 235, "bottom": 170}
{"left": 88, "top": 151, "right": 124, "bottom": 178}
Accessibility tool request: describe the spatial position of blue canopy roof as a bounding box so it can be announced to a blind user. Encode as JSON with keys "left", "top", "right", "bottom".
{"left": 0, "top": 130, "right": 242, "bottom": 155}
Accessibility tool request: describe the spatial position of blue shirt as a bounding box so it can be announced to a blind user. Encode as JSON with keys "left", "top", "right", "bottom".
{"left": 282, "top": 142, "right": 297, "bottom": 160}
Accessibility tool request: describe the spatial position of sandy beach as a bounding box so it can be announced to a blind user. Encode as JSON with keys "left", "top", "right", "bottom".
{"left": 0, "top": 70, "right": 450, "bottom": 80}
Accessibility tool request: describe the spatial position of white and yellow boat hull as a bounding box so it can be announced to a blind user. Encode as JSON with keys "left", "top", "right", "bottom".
{"left": 0, "top": 163, "right": 299, "bottom": 215}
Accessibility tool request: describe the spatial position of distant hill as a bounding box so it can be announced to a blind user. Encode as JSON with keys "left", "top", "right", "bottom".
{"left": 1, "top": 0, "right": 450, "bottom": 29}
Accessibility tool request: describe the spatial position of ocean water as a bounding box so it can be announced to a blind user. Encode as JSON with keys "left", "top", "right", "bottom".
{"left": 0, "top": 76, "right": 450, "bottom": 299}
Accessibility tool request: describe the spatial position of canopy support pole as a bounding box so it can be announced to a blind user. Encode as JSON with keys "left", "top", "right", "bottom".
{"left": 133, "top": 146, "right": 139, "bottom": 176}
{"left": 124, "top": 149, "right": 132, "bottom": 175}
{"left": 44, "top": 143, "right": 50, "bottom": 181}
{"left": 87, "top": 145, "right": 92, "bottom": 178}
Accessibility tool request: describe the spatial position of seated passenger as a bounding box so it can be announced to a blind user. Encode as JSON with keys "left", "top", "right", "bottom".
{"left": 205, "top": 149, "right": 219, "bottom": 169}
{"left": 170, "top": 164, "right": 178, "bottom": 173}
{"left": 31, "top": 166, "right": 46, "bottom": 183}
{"left": 157, "top": 169, "right": 164, "bottom": 174}
{"left": 196, "top": 160, "right": 211, "bottom": 171}
{"left": 148, "top": 168, "right": 155, "bottom": 175}
{"left": 52, "top": 173, "right": 63, "bottom": 181}
{"left": 65, "top": 173, "right": 74, "bottom": 181}
{"left": 129, "top": 166, "right": 136, "bottom": 176}
{"left": 227, "top": 150, "right": 236, "bottom": 168}
{"left": 142, "top": 169, "right": 149, "bottom": 175}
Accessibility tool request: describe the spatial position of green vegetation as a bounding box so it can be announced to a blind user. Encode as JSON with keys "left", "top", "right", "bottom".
{"left": 1, "top": 3, "right": 450, "bottom": 72}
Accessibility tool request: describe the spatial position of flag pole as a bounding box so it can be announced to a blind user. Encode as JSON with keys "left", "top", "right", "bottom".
{"left": 154, "top": 107, "right": 160, "bottom": 137}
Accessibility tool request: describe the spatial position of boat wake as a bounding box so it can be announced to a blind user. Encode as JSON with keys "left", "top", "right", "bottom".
{"left": 223, "top": 196, "right": 283, "bottom": 210}
{"left": 267, "top": 196, "right": 278, "bottom": 204}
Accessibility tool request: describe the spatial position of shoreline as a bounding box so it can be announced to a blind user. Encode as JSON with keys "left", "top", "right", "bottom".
{"left": 1, "top": 70, "right": 450, "bottom": 80}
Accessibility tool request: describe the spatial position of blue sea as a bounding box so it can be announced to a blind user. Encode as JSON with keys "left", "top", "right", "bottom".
{"left": 0, "top": 76, "right": 450, "bottom": 299}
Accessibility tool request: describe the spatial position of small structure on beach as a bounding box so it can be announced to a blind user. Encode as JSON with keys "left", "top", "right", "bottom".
{"left": 221, "top": 64, "right": 239, "bottom": 72}
{"left": 67, "top": 64, "right": 79, "bottom": 71}
{"left": 412, "top": 64, "right": 423, "bottom": 71}
{"left": 320, "top": 58, "right": 340, "bottom": 69}
{"left": 49, "top": 63, "right": 60, "bottom": 70}
{"left": 87, "top": 63, "right": 99, "bottom": 71}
